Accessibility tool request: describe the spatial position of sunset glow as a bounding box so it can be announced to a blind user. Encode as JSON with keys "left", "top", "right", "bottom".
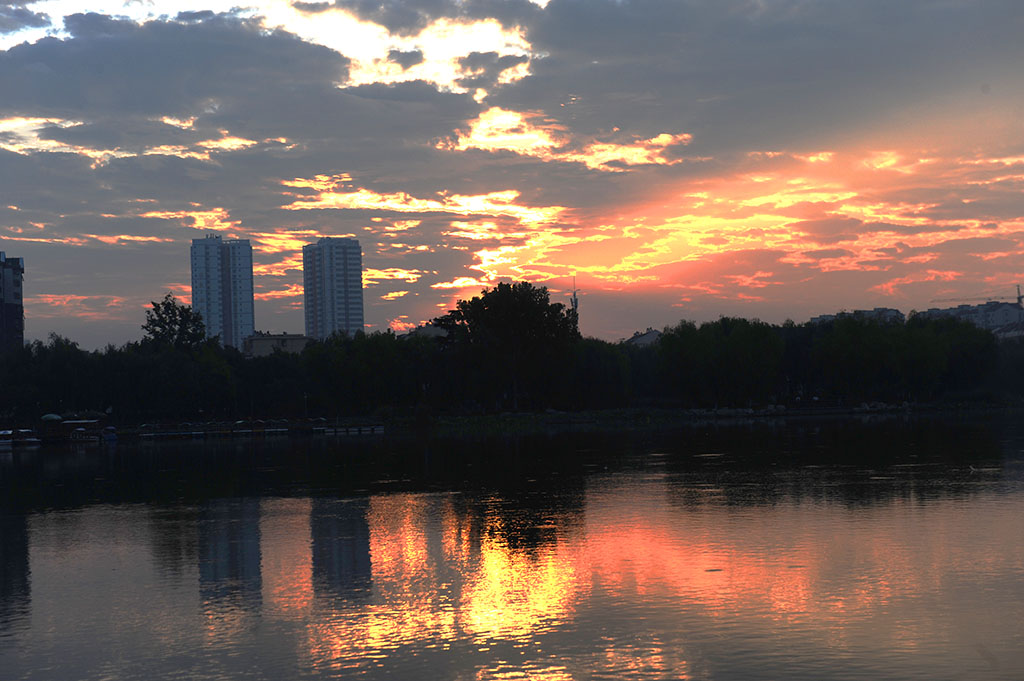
{"left": 2, "top": 0, "right": 1022, "bottom": 345}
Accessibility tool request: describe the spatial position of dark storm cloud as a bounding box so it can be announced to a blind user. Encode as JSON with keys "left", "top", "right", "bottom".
{"left": 0, "top": 2, "right": 48, "bottom": 34}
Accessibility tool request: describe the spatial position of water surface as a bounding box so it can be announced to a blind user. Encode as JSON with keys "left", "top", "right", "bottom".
{"left": 2, "top": 417, "right": 1023, "bottom": 679}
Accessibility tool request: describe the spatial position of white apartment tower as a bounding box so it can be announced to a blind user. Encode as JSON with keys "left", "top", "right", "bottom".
{"left": 190, "top": 234, "right": 255, "bottom": 348}
{"left": 303, "top": 237, "right": 363, "bottom": 339}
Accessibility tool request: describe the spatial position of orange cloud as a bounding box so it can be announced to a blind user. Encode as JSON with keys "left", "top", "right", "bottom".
{"left": 255, "top": 283, "right": 304, "bottom": 301}
{"left": 364, "top": 267, "right": 426, "bottom": 285}
{"left": 140, "top": 206, "right": 239, "bottom": 232}
{"left": 870, "top": 270, "right": 963, "bottom": 297}
{"left": 440, "top": 107, "right": 693, "bottom": 172}
{"left": 81, "top": 234, "right": 176, "bottom": 245}
{"left": 281, "top": 175, "right": 564, "bottom": 226}
{"left": 388, "top": 317, "right": 416, "bottom": 332}
{"left": 27, "top": 294, "right": 131, "bottom": 320}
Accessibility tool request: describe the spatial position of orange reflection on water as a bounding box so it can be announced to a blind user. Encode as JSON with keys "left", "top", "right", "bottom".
{"left": 304, "top": 494, "right": 459, "bottom": 667}
{"left": 261, "top": 498, "right": 313, "bottom": 617}
{"left": 459, "top": 510, "right": 579, "bottom": 643}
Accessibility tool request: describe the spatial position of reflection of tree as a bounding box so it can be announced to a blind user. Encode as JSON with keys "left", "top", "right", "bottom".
{"left": 0, "top": 512, "right": 30, "bottom": 631}
{"left": 659, "top": 419, "right": 1006, "bottom": 509}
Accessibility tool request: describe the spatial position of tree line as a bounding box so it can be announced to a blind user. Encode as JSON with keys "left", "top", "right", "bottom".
{"left": 1, "top": 282, "right": 1021, "bottom": 424}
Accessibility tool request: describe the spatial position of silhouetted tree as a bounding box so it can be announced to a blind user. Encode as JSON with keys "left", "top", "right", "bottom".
{"left": 434, "top": 282, "right": 580, "bottom": 409}
{"left": 142, "top": 293, "right": 208, "bottom": 350}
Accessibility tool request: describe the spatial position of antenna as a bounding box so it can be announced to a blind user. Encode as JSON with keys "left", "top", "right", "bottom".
{"left": 570, "top": 275, "right": 579, "bottom": 317}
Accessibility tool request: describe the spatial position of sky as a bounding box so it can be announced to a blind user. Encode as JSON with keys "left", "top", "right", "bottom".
{"left": 1, "top": 0, "right": 1023, "bottom": 349}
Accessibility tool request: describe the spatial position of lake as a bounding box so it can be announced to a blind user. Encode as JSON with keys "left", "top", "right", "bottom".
{"left": 2, "top": 415, "right": 1023, "bottom": 680}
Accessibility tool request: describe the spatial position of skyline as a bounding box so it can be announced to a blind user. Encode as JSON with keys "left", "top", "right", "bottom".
{"left": 2, "top": 1, "right": 1024, "bottom": 349}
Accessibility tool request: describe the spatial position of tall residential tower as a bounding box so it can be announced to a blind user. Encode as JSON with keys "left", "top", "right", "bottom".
{"left": 0, "top": 252, "right": 25, "bottom": 351}
{"left": 303, "top": 238, "right": 363, "bottom": 339}
{"left": 190, "top": 235, "right": 255, "bottom": 348}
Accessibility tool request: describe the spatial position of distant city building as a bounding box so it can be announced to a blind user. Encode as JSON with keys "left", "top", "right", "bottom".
{"left": 809, "top": 308, "right": 905, "bottom": 325}
{"left": 190, "top": 234, "right": 255, "bottom": 349}
{"left": 624, "top": 328, "right": 662, "bottom": 347}
{"left": 993, "top": 322, "right": 1024, "bottom": 342}
{"left": 303, "top": 237, "right": 363, "bottom": 340}
{"left": 400, "top": 323, "right": 447, "bottom": 340}
{"left": 243, "top": 332, "right": 311, "bottom": 357}
{"left": 0, "top": 252, "right": 25, "bottom": 351}
{"left": 917, "top": 301, "right": 1023, "bottom": 331}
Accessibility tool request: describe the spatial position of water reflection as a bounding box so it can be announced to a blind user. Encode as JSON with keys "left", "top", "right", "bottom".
{"left": 0, "top": 512, "right": 30, "bottom": 634}
{"left": 199, "top": 499, "right": 262, "bottom": 607}
{"left": 1, "top": 419, "right": 1023, "bottom": 680}
{"left": 311, "top": 498, "right": 371, "bottom": 600}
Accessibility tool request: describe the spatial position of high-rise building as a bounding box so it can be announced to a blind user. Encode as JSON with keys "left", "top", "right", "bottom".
{"left": 0, "top": 252, "right": 25, "bottom": 351}
{"left": 303, "top": 238, "right": 363, "bottom": 339}
{"left": 190, "top": 234, "right": 254, "bottom": 348}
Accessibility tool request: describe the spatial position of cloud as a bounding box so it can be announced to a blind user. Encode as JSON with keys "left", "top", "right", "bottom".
{"left": 5, "top": 0, "right": 1024, "bottom": 347}
{"left": 0, "top": 12, "right": 350, "bottom": 120}
{"left": 389, "top": 48, "right": 424, "bottom": 69}
{"left": 0, "top": 3, "right": 48, "bottom": 35}
{"left": 329, "top": 0, "right": 541, "bottom": 35}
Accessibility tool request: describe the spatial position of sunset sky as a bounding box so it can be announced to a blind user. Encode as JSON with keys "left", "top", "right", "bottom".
{"left": 2, "top": 0, "right": 1023, "bottom": 348}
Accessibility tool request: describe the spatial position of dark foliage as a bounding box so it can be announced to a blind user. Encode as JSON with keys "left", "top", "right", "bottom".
{"left": 142, "top": 293, "right": 209, "bottom": 350}
{"left": 0, "top": 286, "right": 1016, "bottom": 425}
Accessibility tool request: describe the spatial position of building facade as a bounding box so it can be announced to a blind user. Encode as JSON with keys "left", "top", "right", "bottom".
{"left": 0, "top": 252, "right": 25, "bottom": 351}
{"left": 809, "top": 308, "right": 905, "bottom": 325}
{"left": 190, "top": 235, "right": 255, "bottom": 348}
{"left": 917, "top": 301, "right": 1023, "bottom": 331}
{"left": 303, "top": 238, "right": 363, "bottom": 339}
{"left": 243, "top": 332, "right": 312, "bottom": 357}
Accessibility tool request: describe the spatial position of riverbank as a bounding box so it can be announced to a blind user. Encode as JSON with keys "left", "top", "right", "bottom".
{"left": 388, "top": 400, "right": 1023, "bottom": 439}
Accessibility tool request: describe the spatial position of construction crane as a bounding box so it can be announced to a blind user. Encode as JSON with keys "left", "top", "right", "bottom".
{"left": 931, "top": 285, "right": 1023, "bottom": 306}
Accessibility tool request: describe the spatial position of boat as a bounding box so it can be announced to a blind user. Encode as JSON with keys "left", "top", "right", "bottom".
{"left": 0, "top": 430, "right": 12, "bottom": 449}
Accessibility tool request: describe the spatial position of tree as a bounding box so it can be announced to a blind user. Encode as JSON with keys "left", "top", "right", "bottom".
{"left": 433, "top": 281, "right": 579, "bottom": 345}
{"left": 433, "top": 281, "right": 580, "bottom": 409}
{"left": 142, "top": 293, "right": 208, "bottom": 350}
